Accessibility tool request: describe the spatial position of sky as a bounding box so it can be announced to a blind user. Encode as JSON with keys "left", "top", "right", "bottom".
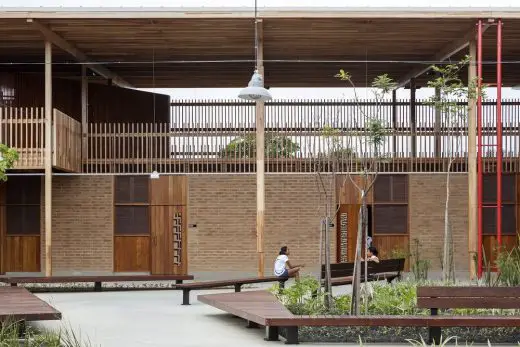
{"left": 4, "top": 1, "right": 520, "bottom": 100}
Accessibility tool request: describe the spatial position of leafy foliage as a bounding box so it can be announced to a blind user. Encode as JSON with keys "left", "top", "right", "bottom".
{"left": 495, "top": 239, "right": 520, "bottom": 286}
{"left": 219, "top": 133, "right": 300, "bottom": 158}
{"left": 0, "top": 144, "right": 18, "bottom": 182}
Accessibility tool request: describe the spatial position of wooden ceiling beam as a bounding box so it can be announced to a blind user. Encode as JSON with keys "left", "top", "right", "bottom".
{"left": 395, "top": 23, "right": 491, "bottom": 89}
{"left": 27, "top": 18, "right": 132, "bottom": 88}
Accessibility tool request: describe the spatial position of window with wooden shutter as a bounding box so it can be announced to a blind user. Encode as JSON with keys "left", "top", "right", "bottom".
{"left": 373, "top": 205, "right": 408, "bottom": 234}
{"left": 4, "top": 176, "right": 41, "bottom": 235}
{"left": 482, "top": 174, "right": 515, "bottom": 203}
{"left": 114, "top": 206, "right": 150, "bottom": 235}
{"left": 374, "top": 175, "right": 408, "bottom": 203}
{"left": 482, "top": 205, "right": 516, "bottom": 235}
{"left": 114, "top": 176, "right": 150, "bottom": 235}
{"left": 115, "top": 176, "right": 149, "bottom": 203}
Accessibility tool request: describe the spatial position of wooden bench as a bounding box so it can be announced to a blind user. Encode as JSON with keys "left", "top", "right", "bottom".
{"left": 0, "top": 274, "right": 194, "bottom": 292}
{"left": 200, "top": 287, "right": 520, "bottom": 345}
{"left": 319, "top": 258, "right": 405, "bottom": 287}
{"left": 0, "top": 286, "right": 62, "bottom": 335}
{"left": 176, "top": 276, "right": 288, "bottom": 305}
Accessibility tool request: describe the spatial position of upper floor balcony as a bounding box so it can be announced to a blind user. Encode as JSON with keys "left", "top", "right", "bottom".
{"left": 2, "top": 99, "right": 520, "bottom": 174}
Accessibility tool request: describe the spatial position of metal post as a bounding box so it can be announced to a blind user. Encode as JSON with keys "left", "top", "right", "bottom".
{"left": 476, "top": 20, "right": 483, "bottom": 279}
{"left": 496, "top": 19, "right": 503, "bottom": 248}
{"left": 392, "top": 90, "right": 397, "bottom": 157}
{"left": 81, "top": 65, "right": 88, "bottom": 166}
{"left": 256, "top": 18, "right": 265, "bottom": 277}
{"left": 44, "top": 41, "right": 53, "bottom": 277}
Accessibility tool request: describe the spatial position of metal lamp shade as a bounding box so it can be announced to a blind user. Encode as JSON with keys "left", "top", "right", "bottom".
{"left": 238, "top": 70, "right": 272, "bottom": 101}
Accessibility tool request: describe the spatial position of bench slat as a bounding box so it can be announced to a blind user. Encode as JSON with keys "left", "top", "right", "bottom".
{"left": 0, "top": 275, "right": 194, "bottom": 284}
{"left": 418, "top": 286, "right": 520, "bottom": 298}
{"left": 176, "top": 276, "right": 285, "bottom": 289}
{"left": 266, "top": 315, "right": 520, "bottom": 327}
{"left": 417, "top": 297, "right": 520, "bottom": 309}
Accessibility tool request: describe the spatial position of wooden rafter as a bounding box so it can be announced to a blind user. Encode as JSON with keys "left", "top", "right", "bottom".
{"left": 395, "top": 23, "right": 491, "bottom": 89}
{"left": 28, "top": 19, "right": 132, "bottom": 88}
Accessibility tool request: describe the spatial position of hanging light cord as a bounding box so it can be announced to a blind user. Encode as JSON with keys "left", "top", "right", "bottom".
{"left": 254, "top": 0, "right": 258, "bottom": 71}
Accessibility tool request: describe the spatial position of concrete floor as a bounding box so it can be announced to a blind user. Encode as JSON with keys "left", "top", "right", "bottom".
{"left": 31, "top": 283, "right": 353, "bottom": 347}
{"left": 30, "top": 282, "right": 514, "bottom": 347}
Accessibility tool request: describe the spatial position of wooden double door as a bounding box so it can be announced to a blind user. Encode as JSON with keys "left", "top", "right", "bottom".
{"left": 113, "top": 175, "right": 188, "bottom": 275}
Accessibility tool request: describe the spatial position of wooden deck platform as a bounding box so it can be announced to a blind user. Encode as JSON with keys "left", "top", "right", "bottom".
{"left": 198, "top": 290, "right": 293, "bottom": 327}
{"left": 0, "top": 286, "right": 62, "bottom": 322}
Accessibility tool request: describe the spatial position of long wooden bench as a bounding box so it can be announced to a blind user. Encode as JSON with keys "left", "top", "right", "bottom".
{"left": 176, "top": 276, "right": 288, "bottom": 305}
{"left": 199, "top": 286, "right": 520, "bottom": 345}
{"left": 0, "top": 274, "right": 194, "bottom": 292}
{"left": 321, "top": 258, "right": 405, "bottom": 287}
{"left": 0, "top": 286, "right": 62, "bottom": 335}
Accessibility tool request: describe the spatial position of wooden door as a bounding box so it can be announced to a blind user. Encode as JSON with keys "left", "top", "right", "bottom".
{"left": 336, "top": 204, "right": 360, "bottom": 263}
{"left": 150, "top": 176, "right": 187, "bottom": 275}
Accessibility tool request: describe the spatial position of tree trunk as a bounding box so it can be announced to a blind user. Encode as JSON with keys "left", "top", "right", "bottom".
{"left": 442, "top": 160, "right": 455, "bottom": 283}
{"left": 350, "top": 192, "right": 365, "bottom": 316}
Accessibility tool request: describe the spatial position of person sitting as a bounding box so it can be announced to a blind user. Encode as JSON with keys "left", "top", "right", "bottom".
{"left": 366, "top": 246, "right": 380, "bottom": 263}
{"left": 273, "top": 246, "right": 304, "bottom": 280}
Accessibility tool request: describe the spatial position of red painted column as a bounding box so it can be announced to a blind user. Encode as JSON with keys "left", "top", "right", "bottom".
{"left": 496, "top": 19, "right": 503, "bottom": 248}
{"left": 477, "top": 19, "right": 484, "bottom": 278}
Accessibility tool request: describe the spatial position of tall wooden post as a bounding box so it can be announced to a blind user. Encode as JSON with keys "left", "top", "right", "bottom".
{"left": 44, "top": 41, "right": 53, "bottom": 276}
{"left": 256, "top": 19, "right": 265, "bottom": 277}
{"left": 468, "top": 39, "right": 478, "bottom": 279}
{"left": 81, "top": 65, "right": 88, "bottom": 165}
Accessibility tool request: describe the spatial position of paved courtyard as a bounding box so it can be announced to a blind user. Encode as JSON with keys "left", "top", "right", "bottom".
{"left": 31, "top": 283, "right": 353, "bottom": 347}
{"left": 29, "top": 282, "right": 515, "bottom": 347}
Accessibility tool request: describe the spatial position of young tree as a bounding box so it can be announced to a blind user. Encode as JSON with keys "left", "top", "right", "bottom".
{"left": 427, "top": 55, "right": 481, "bottom": 283}
{"left": 0, "top": 144, "right": 18, "bottom": 181}
{"left": 314, "top": 71, "right": 394, "bottom": 314}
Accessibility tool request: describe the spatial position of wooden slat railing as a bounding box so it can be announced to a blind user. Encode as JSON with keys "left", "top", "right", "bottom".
{"left": 53, "top": 109, "right": 82, "bottom": 172}
{"left": 0, "top": 107, "right": 82, "bottom": 172}
{"left": 0, "top": 107, "right": 45, "bottom": 169}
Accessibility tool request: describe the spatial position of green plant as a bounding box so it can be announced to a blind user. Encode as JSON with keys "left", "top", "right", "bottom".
{"left": 0, "top": 144, "right": 18, "bottom": 182}
{"left": 495, "top": 237, "right": 520, "bottom": 286}
{"left": 406, "top": 335, "right": 460, "bottom": 347}
{"left": 410, "top": 239, "right": 430, "bottom": 282}
{"left": 219, "top": 133, "right": 300, "bottom": 158}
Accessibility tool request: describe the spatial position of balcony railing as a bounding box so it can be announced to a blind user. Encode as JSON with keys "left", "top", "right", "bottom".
{"left": 84, "top": 99, "right": 520, "bottom": 174}
{"left": 0, "top": 107, "right": 81, "bottom": 172}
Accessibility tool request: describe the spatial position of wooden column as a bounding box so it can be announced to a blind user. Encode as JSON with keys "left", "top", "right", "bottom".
{"left": 81, "top": 65, "right": 88, "bottom": 166}
{"left": 434, "top": 87, "right": 442, "bottom": 157}
{"left": 44, "top": 41, "right": 53, "bottom": 276}
{"left": 410, "top": 78, "right": 417, "bottom": 158}
{"left": 256, "top": 19, "right": 265, "bottom": 277}
{"left": 468, "top": 39, "right": 478, "bottom": 279}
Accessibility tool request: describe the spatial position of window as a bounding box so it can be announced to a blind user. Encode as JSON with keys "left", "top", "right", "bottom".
{"left": 373, "top": 205, "right": 408, "bottom": 234}
{"left": 114, "top": 206, "right": 149, "bottom": 235}
{"left": 4, "top": 176, "right": 41, "bottom": 236}
{"left": 482, "top": 205, "right": 516, "bottom": 235}
{"left": 374, "top": 175, "right": 408, "bottom": 203}
{"left": 114, "top": 176, "right": 150, "bottom": 235}
{"left": 483, "top": 174, "right": 515, "bottom": 203}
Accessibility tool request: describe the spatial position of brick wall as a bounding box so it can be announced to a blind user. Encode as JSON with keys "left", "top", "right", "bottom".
{"left": 409, "top": 174, "right": 469, "bottom": 272}
{"left": 41, "top": 176, "right": 114, "bottom": 273}
{"left": 188, "top": 174, "right": 336, "bottom": 272}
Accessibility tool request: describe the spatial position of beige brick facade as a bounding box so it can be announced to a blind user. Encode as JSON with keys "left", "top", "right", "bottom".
{"left": 41, "top": 176, "right": 114, "bottom": 273}
{"left": 409, "top": 174, "right": 469, "bottom": 272}
{"left": 187, "top": 174, "right": 336, "bottom": 272}
{"left": 27, "top": 173, "right": 471, "bottom": 274}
